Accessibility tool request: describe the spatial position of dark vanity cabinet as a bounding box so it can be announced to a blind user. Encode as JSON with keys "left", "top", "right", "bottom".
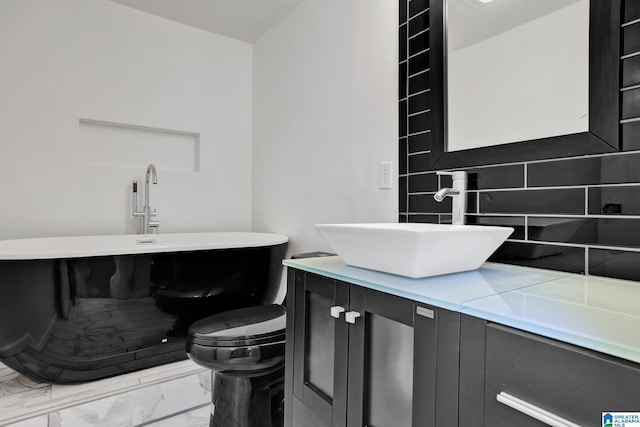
{"left": 460, "top": 316, "right": 640, "bottom": 427}
{"left": 285, "top": 268, "right": 640, "bottom": 427}
{"left": 284, "top": 269, "right": 460, "bottom": 427}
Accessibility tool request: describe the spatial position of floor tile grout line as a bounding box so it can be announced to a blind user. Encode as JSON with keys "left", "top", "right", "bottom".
{"left": 135, "top": 402, "right": 210, "bottom": 427}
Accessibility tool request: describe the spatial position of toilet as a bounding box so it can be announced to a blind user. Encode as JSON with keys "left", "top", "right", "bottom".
{"left": 186, "top": 304, "right": 286, "bottom": 427}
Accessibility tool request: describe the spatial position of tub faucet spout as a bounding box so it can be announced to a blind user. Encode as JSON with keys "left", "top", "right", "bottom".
{"left": 144, "top": 164, "right": 158, "bottom": 234}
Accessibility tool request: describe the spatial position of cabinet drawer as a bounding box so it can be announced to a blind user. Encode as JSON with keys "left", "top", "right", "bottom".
{"left": 485, "top": 324, "right": 640, "bottom": 426}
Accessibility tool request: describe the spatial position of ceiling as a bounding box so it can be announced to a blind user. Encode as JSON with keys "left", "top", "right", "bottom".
{"left": 108, "top": 0, "right": 303, "bottom": 43}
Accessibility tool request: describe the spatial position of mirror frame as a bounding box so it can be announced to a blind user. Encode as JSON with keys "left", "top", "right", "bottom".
{"left": 430, "top": 0, "right": 621, "bottom": 170}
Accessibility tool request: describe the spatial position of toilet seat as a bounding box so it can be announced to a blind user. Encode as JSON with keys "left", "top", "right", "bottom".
{"left": 186, "top": 304, "right": 286, "bottom": 371}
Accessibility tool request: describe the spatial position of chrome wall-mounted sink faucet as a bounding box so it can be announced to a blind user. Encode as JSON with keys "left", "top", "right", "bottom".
{"left": 434, "top": 171, "right": 467, "bottom": 225}
{"left": 132, "top": 164, "right": 160, "bottom": 234}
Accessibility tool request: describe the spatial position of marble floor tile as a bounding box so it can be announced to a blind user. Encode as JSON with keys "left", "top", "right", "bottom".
{"left": 144, "top": 405, "right": 210, "bottom": 427}
{"left": 3, "top": 415, "right": 48, "bottom": 427}
{"left": 48, "top": 372, "right": 211, "bottom": 427}
{"left": 0, "top": 360, "right": 207, "bottom": 427}
{"left": 0, "top": 365, "right": 17, "bottom": 383}
{"left": 0, "top": 383, "right": 52, "bottom": 414}
{"left": 0, "top": 372, "right": 49, "bottom": 398}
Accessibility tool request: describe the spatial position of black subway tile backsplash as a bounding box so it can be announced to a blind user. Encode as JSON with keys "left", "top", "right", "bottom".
{"left": 408, "top": 50, "right": 430, "bottom": 76}
{"left": 399, "top": 24, "right": 408, "bottom": 62}
{"left": 409, "top": 194, "right": 451, "bottom": 214}
{"left": 409, "top": 0, "right": 428, "bottom": 19}
{"left": 408, "top": 152, "right": 431, "bottom": 173}
{"left": 408, "top": 214, "right": 439, "bottom": 224}
{"left": 408, "top": 71, "right": 429, "bottom": 94}
{"left": 467, "top": 165, "right": 524, "bottom": 190}
{"left": 399, "top": 176, "right": 407, "bottom": 212}
{"left": 625, "top": 0, "right": 640, "bottom": 24}
{"left": 399, "top": 0, "right": 407, "bottom": 24}
{"left": 408, "top": 173, "right": 437, "bottom": 193}
{"left": 588, "top": 186, "right": 640, "bottom": 215}
{"left": 467, "top": 192, "right": 477, "bottom": 213}
{"left": 399, "top": 62, "right": 407, "bottom": 99}
{"left": 528, "top": 217, "right": 640, "bottom": 248}
{"left": 466, "top": 216, "right": 525, "bottom": 240}
{"left": 622, "top": 87, "right": 640, "bottom": 119}
{"left": 408, "top": 10, "right": 429, "bottom": 37}
{"left": 408, "top": 91, "right": 430, "bottom": 114}
{"left": 439, "top": 214, "right": 452, "bottom": 224}
{"left": 479, "top": 189, "right": 585, "bottom": 215}
{"left": 399, "top": 100, "right": 407, "bottom": 137}
{"left": 399, "top": 138, "right": 408, "bottom": 175}
{"left": 409, "top": 30, "right": 429, "bottom": 57}
{"left": 398, "top": 0, "right": 640, "bottom": 282}
{"left": 528, "top": 153, "right": 640, "bottom": 186}
{"left": 408, "top": 111, "right": 431, "bottom": 134}
{"left": 490, "top": 242, "right": 585, "bottom": 274}
{"left": 622, "top": 121, "right": 640, "bottom": 151}
{"left": 623, "top": 22, "right": 640, "bottom": 56}
{"left": 408, "top": 131, "right": 431, "bottom": 153}
{"left": 622, "top": 54, "right": 640, "bottom": 87}
{"left": 589, "top": 248, "right": 640, "bottom": 282}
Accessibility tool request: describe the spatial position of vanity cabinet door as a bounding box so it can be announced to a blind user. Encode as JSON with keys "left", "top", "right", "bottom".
{"left": 484, "top": 323, "right": 640, "bottom": 427}
{"left": 345, "top": 285, "right": 455, "bottom": 427}
{"left": 291, "top": 272, "right": 349, "bottom": 427}
{"left": 286, "top": 270, "right": 462, "bottom": 427}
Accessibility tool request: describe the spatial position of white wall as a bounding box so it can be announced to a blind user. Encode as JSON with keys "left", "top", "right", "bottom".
{"left": 448, "top": 0, "right": 589, "bottom": 151}
{"left": 0, "top": 0, "right": 253, "bottom": 239}
{"left": 252, "top": 0, "right": 398, "bottom": 256}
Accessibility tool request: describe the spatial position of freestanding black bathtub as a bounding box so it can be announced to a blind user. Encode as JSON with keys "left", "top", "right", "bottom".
{"left": 0, "top": 232, "right": 287, "bottom": 383}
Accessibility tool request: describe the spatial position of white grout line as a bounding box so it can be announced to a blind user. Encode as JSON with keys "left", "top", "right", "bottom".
{"left": 408, "top": 67, "right": 430, "bottom": 79}
{"left": 408, "top": 28, "right": 429, "bottom": 40}
{"left": 408, "top": 88, "right": 431, "bottom": 97}
{"left": 620, "top": 83, "right": 640, "bottom": 92}
{"left": 408, "top": 48, "right": 430, "bottom": 60}
{"left": 621, "top": 50, "right": 640, "bottom": 60}
{"left": 407, "top": 129, "right": 431, "bottom": 137}
{"left": 622, "top": 17, "right": 640, "bottom": 27}
{"left": 408, "top": 108, "right": 431, "bottom": 117}
{"left": 408, "top": 150, "right": 431, "bottom": 157}
{"left": 408, "top": 7, "right": 430, "bottom": 22}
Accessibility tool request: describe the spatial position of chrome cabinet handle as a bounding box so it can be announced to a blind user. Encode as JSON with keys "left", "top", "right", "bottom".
{"left": 496, "top": 392, "right": 584, "bottom": 427}
{"left": 330, "top": 306, "right": 345, "bottom": 318}
{"left": 345, "top": 311, "right": 361, "bottom": 324}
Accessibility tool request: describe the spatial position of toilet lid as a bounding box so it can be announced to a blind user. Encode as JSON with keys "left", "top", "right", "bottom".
{"left": 188, "top": 304, "right": 286, "bottom": 347}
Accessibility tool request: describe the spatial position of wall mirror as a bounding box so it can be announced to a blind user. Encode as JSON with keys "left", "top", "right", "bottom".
{"left": 429, "top": 0, "right": 620, "bottom": 169}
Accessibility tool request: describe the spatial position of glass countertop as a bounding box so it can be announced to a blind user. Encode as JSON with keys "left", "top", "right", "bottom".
{"left": 284, "top": 256, "right": 640, "bottom": 364}
{"left": 461, "top": 275, "right": 640, "bottom": 363}
{"left": 283, "top": 256, "right": 570, "bottom": 310}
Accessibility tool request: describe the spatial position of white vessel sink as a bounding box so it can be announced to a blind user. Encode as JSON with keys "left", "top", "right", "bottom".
{"left": 316, "top": 223, "right": 513, "bottom": 278}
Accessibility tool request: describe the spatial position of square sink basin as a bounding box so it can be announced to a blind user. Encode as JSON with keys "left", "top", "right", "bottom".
{"left": 316, "top": 223, "right": 513, "bottom": 278}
